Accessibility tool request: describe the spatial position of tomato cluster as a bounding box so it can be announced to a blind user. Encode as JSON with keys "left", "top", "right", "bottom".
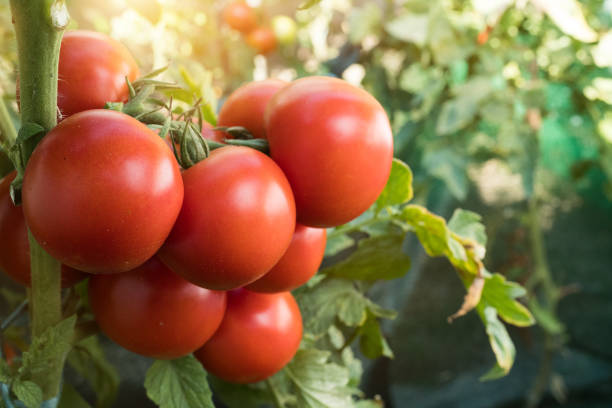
{"left": 1, "top": 31, "right": 393, "bottom": 383}
{"left": 222, "top": 2, "right": 296, "bottom": 55}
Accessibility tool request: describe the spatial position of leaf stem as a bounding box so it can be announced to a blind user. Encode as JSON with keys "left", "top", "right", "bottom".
{"left": 265, "top": 378, "right": 285, "bottom": 408}
{"left": 525, "top": 196, "right": 564, "bottom": 407}
{"left": 9, "top": 0, "right": 67, "bottom": 399}
{"left": 0, "top": 299, "right": 28, "bottom": 332}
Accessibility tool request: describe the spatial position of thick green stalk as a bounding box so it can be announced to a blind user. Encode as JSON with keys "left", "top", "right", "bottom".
{"left": 9, "top": 0, "right": 69, "bottom": 400}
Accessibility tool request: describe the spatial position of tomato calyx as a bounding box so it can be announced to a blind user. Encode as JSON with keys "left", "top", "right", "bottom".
{"left": 213, "top": 125, "right": 254, "bottom": 140}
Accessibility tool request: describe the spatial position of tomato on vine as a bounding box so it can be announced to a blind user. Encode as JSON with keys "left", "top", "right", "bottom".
{"left": 0, "top": 172, "right": 86, "bottom": 288}
{"left": 246, "top": 224, "right": 326, "bottom": 293}
{"left": 266, "top": 76, "right": 394, "bottom": 227}
{"left": 195, "top": 289, "right": 302, "bottom": 383}
{"left": 246, "top": 27, "right": 277, "bottom": 55}
{"left": 22, "top": 110, "right": 184, "bottom": 274}
{"left": 218, "top": 79, "right": 287, "bottom": 140}
{"left": 223, "top": 2, "right": 257, "bottom": 34}
{"left": 159, "top": 146, "right": 296, "bottom": 290}
{"left": 89, "top": 257, "right": 226, "bottom": 359}
{"left": 57, "top": 31, "right": 139, "bottom": 117}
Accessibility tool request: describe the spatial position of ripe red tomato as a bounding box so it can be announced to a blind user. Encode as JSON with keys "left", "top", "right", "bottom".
{"left": 15, "top": 31, "right": 138, "bottom": 118}
{"left": 195, "top": 289, "right": 302, "bottom": 383}
{"left": 246, "top": 27, "right": 277, "bottom": 55}
{"left": 57, "top": 31, "right": 139, "bottom": 117}
{"left": 159, "top": 146, "right": 295, "bottom": 290}
{"left": 266, "top": 76, "right": 393, "bottom": 227}
{"left": 246, "top": 224, "right": 326, "bottom": 293}
{"left": 89, "top": 257, "right": 226, "bottom": 359}
{"left": 0, "top": 173, "right": 85, "bottom": 287}
{"left": 223, "top": 2, "right": 257, "bottom": 33}
{"left": 218, "top": 79, "right": 287, "bottom": 140}
{"left": 22, "top": 110, "right": 184, "bottom": 274}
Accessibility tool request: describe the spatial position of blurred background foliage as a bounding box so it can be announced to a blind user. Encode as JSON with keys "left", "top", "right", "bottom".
{"left": 1, "top": 0, "right": 612, "bottom": 407}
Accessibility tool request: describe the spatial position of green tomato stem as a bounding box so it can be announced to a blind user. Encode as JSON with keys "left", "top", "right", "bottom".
{"left": 9, "top": 0, "right": 67, "bottom": 400}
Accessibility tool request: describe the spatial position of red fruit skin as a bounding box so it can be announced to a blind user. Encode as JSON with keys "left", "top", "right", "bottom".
{"left": 58, "top": 31, "right": 139, "bottom": 117}
{"left": 159, "top": 146, "right": 296, "bottom": 291}
{"left": 89, "top": 257, "right": 226, "bottom": 359}
{"left": 195, "top": 289, "right": 302, "bottom": 383}
{"left": 0, "top": 173, "right": 86, "bottom": 288}
{"left": 266, "top": 76, "right": 394, "bottom": 228}
{"left": 218, "top": 79, "right": 287, "bottom": 140}
{"left": 223, "top": 2, "right": 258, "bottom": 33}
{"left": 246, "top": 27, "right": 277, "bottom": 55}
{"left": 246, "top": 224, "right": 326, "bottom": 293}
{"left": 22, "top": 110, "right": 184, "bottom": 274}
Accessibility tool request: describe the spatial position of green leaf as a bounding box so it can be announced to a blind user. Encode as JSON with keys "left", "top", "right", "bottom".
{"left": 324, "top": 233, "right": 354, "bottom": 257}
{"left": 385, "top": 13, "right": 429, "bottom": 46}
{"left": 145, "top": 356, "right": 214, "bottom": 408}
{"left": 15, "top": 122, "right": 44, "bottom": 144}
{"left": 18, "top": 315, "right": 76, "bottom": 382}
{"left": 327, "top": 326, "right": 345, "bottom": 350}
{"left": 481, "top": 274, "right": 534, "bottom": 327}
{"left": 422, "top": 149, "right": 469, "bottom": 201}
{"left": 297, "top": 280, "right": 367, "bottom": 335}
{"left": 58, "top": 383, "right": 93, "bottom": 408}
{"left": 285, "top": 349, "right": 355, "bottom": 408}
{"left": 365, "top": 299, "right": 397, "bottom": 320}
{"left": 321, "top": 226, "right": 410, "bottom": 281}
{"left": 207, "top": 376, "right": 270, "bottom": 408}
{"left": 436, "top": 97, "right": 478, "bottom": 135}
{"left": 338, "top": 294, "right": 367, "bottom": 327}
{"left": 12, "top": 380, "right": 42, "bottom": 408}
{"left": 477, "top": 306, "right": 515, "bottom": 378}
{"left": 528, "top": 298, "right": 565, "bottom": 335}
{"left": 448, "top": 209, "right": 487, "bottom": 248}
{"left": 375, "top": 159, "right": 414, "bottom": 212}
{"left": 359, "top": 314, "right": 394, "bottom": 359}
{"left": 348, "top": 3, "right": 382, "bottom": 44}
{"left": 298, "top": 0, "right": 322, "bottom": 10}
{"left": 67, "top": 336, "right": 119, "bottom": 408}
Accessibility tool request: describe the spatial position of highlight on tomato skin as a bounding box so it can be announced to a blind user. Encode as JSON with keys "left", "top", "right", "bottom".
{"left": 217, "top": 79, "right": 287, "bottom": 140}
{"left": 89, "top": 257, "right": 227, "bottom": 360}
{"left": 22, "top": 109, "right": 184, "bottom": 274}
{"left": 245, "top": 224, "right": 326, "bottom": 293}
{"left": 266, "top": 76, "right": 394, "bottom": 228}
{"left": 194, "top": 289, "right": 302, "bottom": 384}
{"left": 0, "top": 172, "right": 86, "bottom": 288}
{"left": 158, "top": 145, "right": 296, "bottom": 291}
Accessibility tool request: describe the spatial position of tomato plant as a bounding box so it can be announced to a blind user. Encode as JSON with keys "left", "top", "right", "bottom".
{"left": 194, "top": 289, "right": 302, "bottom": 384}
{"left": 0, "top": 172, "right": 85, "bottom": 287}
{"left": 159, "top": 145, "right": 295, "bottom": 290}
{"left": 0, "top": 1, "right": 540, "bottom": 406}
{"left": 217, "top": 79, "right": 287, "bottom": 140}
{"left": 222, "top": 2, "right": 257, "bottom": 34}
{"left": 22, "top": 109, "right": 183, "bottom": 274}
{"left": 266, "top": 76, "right": 394, "bottom": 227}
{"left": 246, "top": 223, "right": 326, "bottom": 293}
{"left": 246, "top": 27, "right": 277, "bottom": 55}
{"left": 89, "top": 257, "right": 226, "bottom": 359}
